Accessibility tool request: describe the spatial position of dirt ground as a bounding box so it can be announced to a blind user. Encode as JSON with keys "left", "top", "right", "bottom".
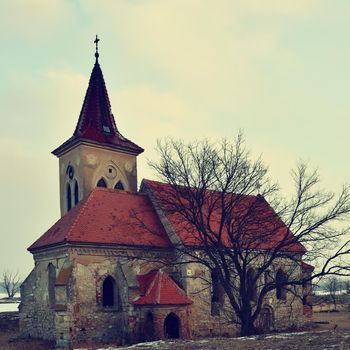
{"left": 1, "top": 310, "right": 350, "bottom": 350}
{"left": 0, "top": 312, "right": 54, "bottom": 350}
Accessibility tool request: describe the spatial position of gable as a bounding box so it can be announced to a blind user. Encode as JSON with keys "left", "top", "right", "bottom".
{"left": 134, "top": 269, "right": 192, "bottom": 306}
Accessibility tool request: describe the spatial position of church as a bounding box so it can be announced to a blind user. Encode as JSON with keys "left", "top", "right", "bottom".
{"left": 19, "top": 40, "right": 313, "bottom": 348}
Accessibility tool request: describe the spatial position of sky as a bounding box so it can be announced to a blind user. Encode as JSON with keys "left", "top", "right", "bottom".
{"left": 0, "top": 0, "right": 350, "bottom": 276}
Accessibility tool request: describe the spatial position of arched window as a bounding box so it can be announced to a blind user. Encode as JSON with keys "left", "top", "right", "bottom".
{"left": 114, "top": 181, "right": 124, "bottom": 190}
{"left": 48, "top": 263, "right": 56, "bottom": 308}
{"left": 276, "top": 269, "right": 288, "bottom": 300}
{"left": 97, "top": 178, "right": 107, "bottom": 188}
{"left": 66, "top": 184, "right": 72, "bottom": 211}
{"left": 74, "top": 180, "right": 79, "bottom": 205}
{"left": 247, "top": 268, "right": 257, "bottom": 302}
{"left": 102, "top": 276, "right": 120, "bottom": 309}
{"left": 211, "top": 269, "right": 224, "bottom": 316}
{"left": 211, "top": 271, "right": 220, "bottom": 303}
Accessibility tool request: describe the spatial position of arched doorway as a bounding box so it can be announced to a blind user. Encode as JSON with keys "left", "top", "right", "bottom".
{"left": 164, "top": 313, "right": 180, "bottom": 339}
{"left": 256, "top": 306, "right": 274, "bottom": 333}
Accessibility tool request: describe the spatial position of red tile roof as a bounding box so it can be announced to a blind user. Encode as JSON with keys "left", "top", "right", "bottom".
{"left": 52, "top": 61, "right": 143, "bottom": 156}
{"left": 29, "top": 188, "right": 171, "bottom": 251}
{"left": 142, "top": 179, "right": 306, "bottom": 253}
{"left": 134, "top": 269, "right": 192, "bottom": 306}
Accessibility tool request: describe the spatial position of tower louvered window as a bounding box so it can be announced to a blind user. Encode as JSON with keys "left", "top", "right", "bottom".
{"left": 66, "top": 184, "right": 72, "bottom": 211}
{"left": 74, "top": 180, "right": 79, "bottom": 205}
{"left": 114, "top": 181, "right": 124, "bottom": 190}
{"left": 97, "top": 178, "right": 107, "bottom": 188}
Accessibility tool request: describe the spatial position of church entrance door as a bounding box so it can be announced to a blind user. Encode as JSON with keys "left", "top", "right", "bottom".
{"left": 257, "top": 306, "right": 274, "bottom": 332}
{"left": 164, "top": 313, "right": 180, "bottom": 339}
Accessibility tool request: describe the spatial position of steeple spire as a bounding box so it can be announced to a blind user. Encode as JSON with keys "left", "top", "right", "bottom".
{"left": 52, "top": 37, "right": 143, "bottom": 157}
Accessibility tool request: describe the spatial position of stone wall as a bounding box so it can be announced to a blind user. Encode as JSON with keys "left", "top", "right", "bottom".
{"left": 20, "top": 243, "right": 308, "bottom": 347}
{"left": 19, "top": 248, "right": 69, "bottom": 341}
{"left": 67, "top": 246, "right": 174, "bottom": 346}
{"left": 183, "top": 257, "right": 305, "bottom": 337}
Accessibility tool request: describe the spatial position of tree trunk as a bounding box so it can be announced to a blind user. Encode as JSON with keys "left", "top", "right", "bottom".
{"left": 240, "top": 321, "right": 256, "bottom": 336}
{"left": 240, "top": 315, "right": 256, "bottom": 336}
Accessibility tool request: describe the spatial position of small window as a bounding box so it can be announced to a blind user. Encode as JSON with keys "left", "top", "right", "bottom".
{"left": 74, "top": 180, "right": 79, "bottom": 205}
{"left": 276, "top": 269, "right": 288, "bottom": 300}
{"left": 211, "top": 269, "right": 224, "bottom": 316}
{"left": 103, "top": 125, "right": 111, "bottom": 133}
{"left": 247, "top": 268, "right": 257, "bottom": 302}
{"left": 66, "top": 165, "right": 74, "bottom": 180}
{"left": 66, "top": 184, "right": 72, "bottom": 211}
{"left": 114, "top": 181, "right": 124, "bottom": 190}
{"left": 97, "top": 178, "right": 107, "bottom": 188}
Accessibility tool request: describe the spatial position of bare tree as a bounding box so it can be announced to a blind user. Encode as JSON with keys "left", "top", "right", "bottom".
{"left": 345, "top": 279, "right": 350, "bottom": 294}
{"left": 325, "top": 277, "right": 340, "bottom": 310}
{"left": 1, "top": 270, "right": 21, "bottom": 298}
{"left": 147, "top": 133, "right": 350, "bottom": 336}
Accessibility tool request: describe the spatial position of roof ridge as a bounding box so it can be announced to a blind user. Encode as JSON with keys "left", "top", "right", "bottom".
{"left": 144, "top": 271, "right": 158, "bottom": 298}
{"left": 165, "top": 272, "right": 187, "bottom": 296}
{"left": 157, "top": 271, "right": 162, "bottom": 304}
{"left": 92, "top": 187, "right": 149, "bottom": 196}
{"left": 143, "top": 178, "right": 259, "bottom": 199}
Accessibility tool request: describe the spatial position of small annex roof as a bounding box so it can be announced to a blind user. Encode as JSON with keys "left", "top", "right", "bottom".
{"left": 52, "top": 57, "right": 143, "bottom": 157}
{"left": 29, "top": 188, "right": 171, "bottom": 252}
{"left": 134, "top": 269, "right": 192, "bottom": 306}
{"left": 302, "top": 262, "right": 315, "bottom": 271}
{"left": 142, "top": 179, "right": 306, "bottom": 254}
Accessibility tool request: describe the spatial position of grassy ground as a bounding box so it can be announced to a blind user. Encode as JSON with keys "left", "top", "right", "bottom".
{"left": 1, "top": 308, "right": 350, "bottom": 350}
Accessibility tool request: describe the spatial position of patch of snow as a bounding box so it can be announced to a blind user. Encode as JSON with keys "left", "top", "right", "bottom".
{"left": 0, "top": 303, "right": 19, "bottom": 312}
{"left": 264, "top": 332, "right": 304, "bottom": 339}
{"left": 237, "top": 335, "right": 258, "bottom": 340}
{"left": 315, "top": 290, "right": 348, "bottom": 296}
{"left": 0, "top": 292, "right": 20, "bottom": 299}
{"left": 75, "top": 340, "right": 172, "bottom": 350}
{"left": 194, "top": 339, "right": 209, "bottom": 343}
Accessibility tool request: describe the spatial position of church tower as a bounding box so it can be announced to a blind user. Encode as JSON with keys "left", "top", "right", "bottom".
{"left": 52, "top": 37, "right": 144, "bottom": 216}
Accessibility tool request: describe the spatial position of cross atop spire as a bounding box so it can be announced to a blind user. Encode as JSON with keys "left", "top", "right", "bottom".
{"left": 94, "top": 35, "right": 100, "bottom": 62}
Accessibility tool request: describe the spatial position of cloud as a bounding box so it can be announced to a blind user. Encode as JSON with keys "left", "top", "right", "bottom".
{"left": 0, "top": 69, "right": 88, "bottom": 150}
{"left": 241, "top": 0, "right": 318, "bottom": 17}
{"left": 1, "top": 0, "right": 350, "bottom": 274}
{"left": 0, "top": 67, "right": 88, "bottom": 274}
{"left": 0, "top": 0, "right": 74, "bottom": 40}
{"left": 78, "top": 0, "right": 312, "bottom": 121}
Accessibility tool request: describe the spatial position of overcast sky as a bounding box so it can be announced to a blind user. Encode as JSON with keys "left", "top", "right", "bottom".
{"left": 1, "top": 0, "right": 350, "bottom": 275}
